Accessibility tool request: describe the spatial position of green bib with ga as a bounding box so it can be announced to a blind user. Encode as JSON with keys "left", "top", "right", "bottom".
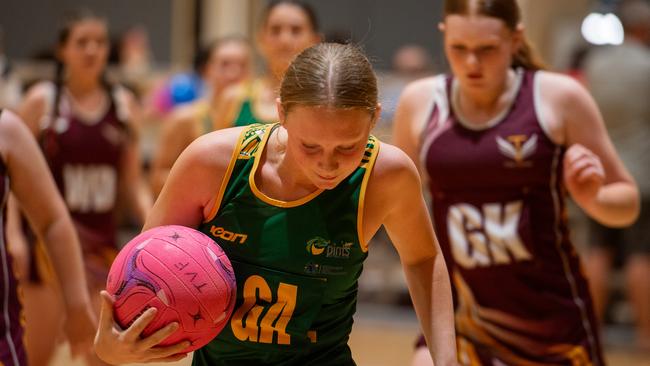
{"left": 195, "top": 123, "right": 380, "bottom": 366}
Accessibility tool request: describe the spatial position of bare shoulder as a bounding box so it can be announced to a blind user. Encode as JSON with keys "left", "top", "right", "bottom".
{"left": 112, "top": 85, "right": 141, "bottom": 127}
{"left": 20, "top": 81, "right": 53, "bottom": 111}
{"left": 400, "top": 76, "right": 441, "bottom": 104}
{"left": 182, "top": 126, "right": 245, "bottom": 171}
{"left": 0, "top": 109, "right": 29, "bottom": 138}
{"left": 538, "top": 70, "right": 601, "bottom": 123}
{"left": 23, "top": 81, "right": 54, "bottom": 102}
{"left": 394, "top": 74, "right": 447, "bottom": 142}
{"left": 0, "top": 109, "right": 34, "bottom": 161}
{"left": 18, "top": 81, "right": 59, "bottom": 135}
{"left": 537, "top": 70, "right": 590, "bottom": 106}
{"left": 368, "top": 143, "right": 421, "bottom": 195}
{"left": 0, "top": 109, "right": 22, "bottom": 137}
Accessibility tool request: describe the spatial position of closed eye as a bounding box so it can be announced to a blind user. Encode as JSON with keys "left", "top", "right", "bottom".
{"left": 478, "top": 45, "right": 497, "bottom": 53}
{"left": 301, "top": 143, "right": 321, "bottom": 154}
{"left": 337, "top": 145, "right": 357, "bottom": 152}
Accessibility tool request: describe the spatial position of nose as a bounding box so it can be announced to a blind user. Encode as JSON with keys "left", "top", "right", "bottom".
{"left": 465, "top": 51, "right": 479, "bottom": 68}
{"left": 318, "top": 153, "right": 339, "bottom": 173}
{"left": 227, "top": 64, "right": 243, "bottom": 80}
{"left": 85, "top": 41, "right": 101, "bottom": 56}
{"left": 278, "top": 30, "right": 294, "bottom": 48}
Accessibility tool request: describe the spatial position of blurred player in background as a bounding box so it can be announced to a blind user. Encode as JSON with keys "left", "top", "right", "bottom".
{"left": 394, "top": 0, "right": 639, "bottom": 364}
{"left": 212, "top": 0, "right": 321, "bottom": 129}
{"left": 11, "top": 9, "right": 151, "bottom": 366}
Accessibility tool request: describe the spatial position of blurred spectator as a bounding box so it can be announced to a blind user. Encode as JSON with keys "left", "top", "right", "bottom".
{"left": 0, "top": 27, "right": 22, "bottom": 109}
{"left": 211, "top": 0, "right": 321, "bottom": 129}
{"left": 392, "top": 44, "right": 434, "bottom": 78}
{"left": 117, "top": 25, "right": 152, "bottom": 89}
{"left": 378, "top": 44, "right": 434, "bottom": 140}
{"left": 583, "top": 0, "right": 650, "bottom": 350}
{"left": 150, "top": 36, "right": 252, "bottom": 196}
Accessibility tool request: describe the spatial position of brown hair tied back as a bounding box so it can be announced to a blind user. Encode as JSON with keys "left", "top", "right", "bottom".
{"left": 280, "top": 43, "right": 378, "bottom": 115}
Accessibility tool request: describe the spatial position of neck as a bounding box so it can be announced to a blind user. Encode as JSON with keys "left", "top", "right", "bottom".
{"left": 457, "top": 69, "right": 515, "bottom": 112}
{"left": 208, "top": 86, "right": 222, "bottom": 106}
{"left": 65, "top": 75, "right": 102, "bottom": 96}
{"left": 268, "top": 126, "right": 315, "bottom": 191}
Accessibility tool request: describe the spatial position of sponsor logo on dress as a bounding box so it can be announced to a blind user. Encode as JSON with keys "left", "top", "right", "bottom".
{"left": 303, "top": 262, "right": 346, "bottom": 275}
{"left": 209, "top": 225, "right": 248, "bottom": 244}
{"left": 306, "top": 237, "right": 353, "bottom": 259}
{"left": 496, "top": 134, "right": 537, "bottom": 168}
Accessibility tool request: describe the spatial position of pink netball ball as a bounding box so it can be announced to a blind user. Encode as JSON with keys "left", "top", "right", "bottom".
{"left": 106, "top": 225, "right": 236, "bottom": 352}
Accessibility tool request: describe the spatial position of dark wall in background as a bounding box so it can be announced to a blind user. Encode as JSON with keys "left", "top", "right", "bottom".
{"left": 301, "top": 0, "right": 446, "bottom": 71}
{"left": 0, "top": 0, "right": 172, "bottom": 63}
{"left": 1, "top": 0, "right": 445, "bottom": 72}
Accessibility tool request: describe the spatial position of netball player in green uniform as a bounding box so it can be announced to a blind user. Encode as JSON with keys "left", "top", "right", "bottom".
{"left": 94, "top": 43, "right": 458, "bottom": 365}
{"left": 212, "top": 0, "right": 321, "bottom": 130}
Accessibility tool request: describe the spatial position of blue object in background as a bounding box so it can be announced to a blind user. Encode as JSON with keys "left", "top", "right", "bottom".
{"left": 168, "top": 73, "right": 204, "bottom": 105}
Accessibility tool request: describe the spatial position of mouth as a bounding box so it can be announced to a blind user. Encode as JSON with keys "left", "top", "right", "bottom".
{"left": 316, "top": 173, "right": 338, "bottom": 181}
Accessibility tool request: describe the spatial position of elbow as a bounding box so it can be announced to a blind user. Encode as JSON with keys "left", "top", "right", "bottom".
{"left": 606, "top": 202, "right": 640, "bottom": 228}
{"left": 614, "top": 185, "right": 641, "bottom": 227}
{"left": 598, "top": 192, "right": 641, "bottom": 228}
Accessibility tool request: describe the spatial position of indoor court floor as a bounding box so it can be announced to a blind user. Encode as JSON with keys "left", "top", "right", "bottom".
{"left": 52, "top": 302, "right": 649, "bottom": 365}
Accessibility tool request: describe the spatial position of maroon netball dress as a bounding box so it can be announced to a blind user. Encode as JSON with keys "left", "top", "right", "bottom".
{"left": 39, "top": 85, "right": 129, "bottom": 284}
{"left": 421, "top": 70, "right": 604, "bottom": 365}
{"left": 0, "top": 109, "right": 28, "bottom": 366}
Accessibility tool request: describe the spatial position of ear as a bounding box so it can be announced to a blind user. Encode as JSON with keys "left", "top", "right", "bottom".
{"left": 438, "top": 22, "right": 446, "bottom": 33}
{"left": 276, "top": 98, "right": 286, "bottom": 125}
{"left": 371, "top": 103, "right": 382, "bottom": 128}
{"left": 512, "top": 23, "right": 525, "bottom": 53}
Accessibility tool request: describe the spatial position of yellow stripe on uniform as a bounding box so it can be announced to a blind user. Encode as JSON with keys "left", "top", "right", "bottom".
{"left": 204, "top": 128, "right": 249, "bottom": 223}
{"left": 248, "top": 124, "right": 324, "bottom": 208}
{"left": 357, "top": 135, "right": 380, "bottom": 252}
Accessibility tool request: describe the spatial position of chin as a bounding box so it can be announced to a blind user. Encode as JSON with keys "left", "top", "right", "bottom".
{"left": 320, "top": 182, "right": 340, "bottom": 190}
{"left": 314, "top": 178, "right": 341, "bottom": 190}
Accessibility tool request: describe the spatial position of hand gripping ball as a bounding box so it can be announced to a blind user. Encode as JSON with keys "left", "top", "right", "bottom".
{"left": 106, "top": 225, "right": 236, "bottom": 352}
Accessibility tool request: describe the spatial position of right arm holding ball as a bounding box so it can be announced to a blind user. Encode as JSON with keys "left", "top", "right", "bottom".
{"left": 94, "top": 128, "right": 240, "bottom": 364}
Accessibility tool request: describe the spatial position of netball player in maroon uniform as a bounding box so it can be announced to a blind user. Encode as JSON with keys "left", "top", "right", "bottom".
{"left": 0, "top": 109, "right": 95, "bottom": 366}
{"left": 14, "top": 9, "right": 151, "bottom": 366}
{"left": 394, "top": 0, "right": 640, "bottom": 365}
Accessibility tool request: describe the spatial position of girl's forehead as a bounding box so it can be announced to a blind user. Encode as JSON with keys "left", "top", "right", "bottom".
{"left": 444, "top": 15, "right": 510, "bottom": 41}
{"left": 266, "top": 4, "right": 310, "bottom": 26}
{"left": 68, "top": 19, "right": 107, "bottom": 35}
{"left": 445, "top": 14, "right": 506, "bottom": 31}
{"left": 286, "top": 107, "right": 373, "bottom": 135}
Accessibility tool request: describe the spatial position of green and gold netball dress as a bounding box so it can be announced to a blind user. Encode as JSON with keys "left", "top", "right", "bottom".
{"left": 231, "top": 82, "right": 276, "bottom": 127}
{"left": 195, "top": 123, "right": 380, "bottom": 366}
